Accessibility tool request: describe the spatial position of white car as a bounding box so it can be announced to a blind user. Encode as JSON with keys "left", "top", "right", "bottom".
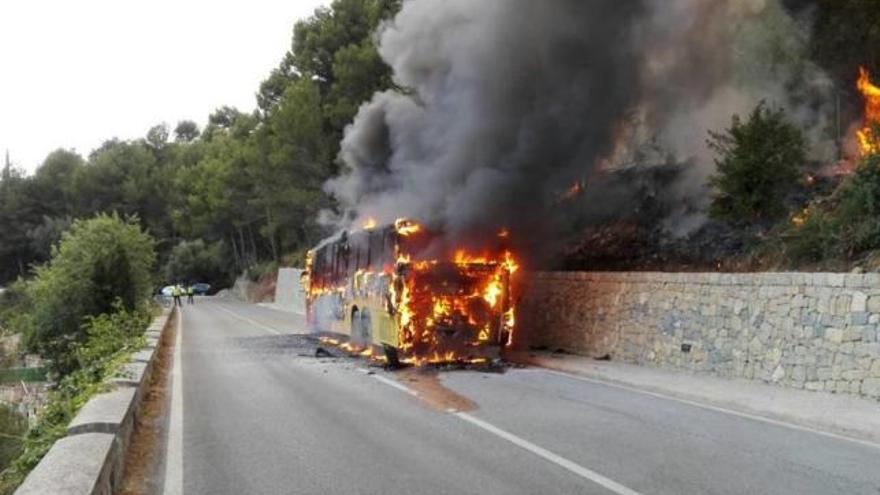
{"left": 160, "top": 285, "right": 176, "bottom": 297}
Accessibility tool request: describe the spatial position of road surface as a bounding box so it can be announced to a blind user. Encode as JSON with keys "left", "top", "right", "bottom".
{"left": 162, "top": 298, "right": 880, "bottom": 495}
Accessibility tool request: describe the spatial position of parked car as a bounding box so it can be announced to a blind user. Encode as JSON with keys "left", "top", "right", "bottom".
{"left": 160, "top": 285, "right": 175, "bottom": 297}
{"left": 192, "top": 283, "right": 212, "bottom": 295}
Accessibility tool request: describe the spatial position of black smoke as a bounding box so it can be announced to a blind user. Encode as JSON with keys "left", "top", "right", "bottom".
{"left": 324, "top": 0, "right": 831, "bottom": 263}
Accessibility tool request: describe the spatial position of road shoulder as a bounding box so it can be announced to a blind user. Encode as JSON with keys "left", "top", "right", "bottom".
{"left": 506, "top": 350, "right": 880, "bottom": 447}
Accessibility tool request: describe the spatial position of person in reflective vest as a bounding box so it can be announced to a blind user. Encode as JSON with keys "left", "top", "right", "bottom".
{"left": 187, "top": 285, "right": 195, "bottom": 304}
{"left": 172, "top": 284, "right": 182, "bottom": 307}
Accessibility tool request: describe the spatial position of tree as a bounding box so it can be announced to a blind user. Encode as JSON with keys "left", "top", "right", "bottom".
{"left": 707, "top": 103, "right": 806, "bottom": 225}
{"left": 164, "top": 239, "right": 226, "bottom": 286}
{"left": 31, "top": 150, "right": 83, "bottom": 218}
{"left": 809, "top": 0, "right": 880, "bottom": 88}
{"left": 146, "top": 124, "right": 170, "bottom": 150}
{"left": 22, "top": 214, "right": 155, "bottom": 373}
{"left": 174, "top": 120, "right": 201, "bottom": 142}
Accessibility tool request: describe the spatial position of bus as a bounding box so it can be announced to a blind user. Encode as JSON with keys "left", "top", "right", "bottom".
{"left": 304, "top": 219, "right": 516, "bottom": 365}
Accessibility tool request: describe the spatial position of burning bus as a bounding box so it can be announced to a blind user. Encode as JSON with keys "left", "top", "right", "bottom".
{"left": 303, "top": 218, "right": 517, "bottom": 366}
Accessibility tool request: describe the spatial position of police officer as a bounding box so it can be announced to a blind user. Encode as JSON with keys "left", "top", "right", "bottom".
{"left": 187, "top": 284, "right": 195, "bottom": 305}
{"left": 172, "top": 284, "right": 182, "bottom": 307}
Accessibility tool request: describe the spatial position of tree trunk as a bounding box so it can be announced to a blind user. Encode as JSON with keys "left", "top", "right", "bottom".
{"left": 265, "top": 206, "right": 279, "bottom": 262}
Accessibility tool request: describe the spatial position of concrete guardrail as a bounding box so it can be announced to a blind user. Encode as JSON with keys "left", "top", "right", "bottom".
{"left": 14, "top": 307, "right": 174, "bottom": 495}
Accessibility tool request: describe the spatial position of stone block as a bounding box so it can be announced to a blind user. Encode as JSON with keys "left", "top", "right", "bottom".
{"left": 851, "top": 312, "right": 869, "bottom": 325}
{"left": 824, "top": 327, "right": 844, "bottom": 344}
{"left": 852, "top": 291, "right": 868, "bottom": 312}
{"left": 842, "top": 327, "right": 863, "bottom": 343}
{"left": 855, "top": 342, "right": 880, "bottom": 358}
{"left": 850, "top": 380, "right": 863, "bottom": 395}
{"left": 871, "top": 360, "right": 880, "bottom": 378}
{"left": 131, "top": 349, "right": 155, "bottom": 364}
{"left": 68, "top": 387, "right": 137, "bottom": 437}
{"left": 861, "top": 378, "right": 880, "bottom": 397}
{"left": 842, "top": 369, "right": 868, "bottom": 381}
{"left": 109, "top": 361, "right": 149, "bottom": 389}
{"left": 14, "top": 433, "right": 116, "bottom": 495}
{"left": 868, "top": 296, "right": 880, "bottom": 313}
{"left": 804, "top": 381, "right": 823, "bottom": 392}
{"left": 828, "top": 273, "right": 845, "bottom": 287}
{"left": 790, "top": 365, "right": 806, "bottom": 383}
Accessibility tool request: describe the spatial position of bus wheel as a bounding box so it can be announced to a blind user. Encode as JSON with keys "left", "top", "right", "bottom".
{"left": 383, "top": 344, "right": 401, "bottom": 369}
{"left": 350, "top": 309, "right": 361, "bottom": 346}
{"left": 360, "top": 309, "right": 372, "bottom": 343}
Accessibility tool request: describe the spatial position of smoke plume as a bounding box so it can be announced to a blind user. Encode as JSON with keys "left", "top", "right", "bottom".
{"left": 324, "top": 0, "right": 831, "bottom": 259}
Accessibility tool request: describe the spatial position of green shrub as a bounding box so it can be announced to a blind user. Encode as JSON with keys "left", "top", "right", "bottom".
{"left": 22, "top": 214, "right": 155, "bottom": 374}
{"left": 708, "top": 102, "right": 806, "bottom": 225}
{"left": 835, "top": 155, "right": 880, "bottom": 254}
{"left": 761, "top": 154, "right": 880, "bottom": 267}
{"left": 0, "top": 404, "right": 27, "bottom": 474}
{"left": 0, "top": 305, "right": 149, "bottom": 494}
{"left": 781, "top": 208, "right": 838, "bottom": 264}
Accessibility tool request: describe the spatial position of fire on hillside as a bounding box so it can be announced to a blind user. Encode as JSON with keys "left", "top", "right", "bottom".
{"left": 857, "top": 67, "right": 880, "bottom": 156}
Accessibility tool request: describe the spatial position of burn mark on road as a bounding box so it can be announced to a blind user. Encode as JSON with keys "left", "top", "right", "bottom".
{"left": 394, "top": 368, "right": 478, "bottom": 412}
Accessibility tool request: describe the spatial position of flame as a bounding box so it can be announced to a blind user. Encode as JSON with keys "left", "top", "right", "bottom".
{"left": 399, "top": 281, "right": 413, "bottom": 329}
{"left": 454, "top": 250, "right": 490, "bottom": 265}
{"left": 483, "top": 278, "right": 503, "bottom": 307}
{"left": 362, "top": 217, "right": 377, "bottom": 230}
{"left": 395, "top": 218, "right": 422, "bottom": 236}
{"left": 791, "top": 207, "right": 810, "bottom": 228}
{"left": 558, "top": 180, "right": 585, "bottom": 202}
{"left": 857, "top": 66, "right": 880, "bottom": 156}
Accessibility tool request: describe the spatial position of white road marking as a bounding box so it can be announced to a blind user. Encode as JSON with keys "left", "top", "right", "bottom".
{"left": 210, "top": 302, "right": 282, "bottom": 334}
{"left": 372, "top": 374, "right": 420, "bottom": 396}
{"left": 368, "top": 372, "right": 640, "bottom": 495}
{"left": 455, "top": 412, "right": 643, "bottom": 495}
{"left": 163, "top": 308, "right": 184, "bottom": 495}
{"left": 530, "top": 368, "right": 880, "bottom": 451}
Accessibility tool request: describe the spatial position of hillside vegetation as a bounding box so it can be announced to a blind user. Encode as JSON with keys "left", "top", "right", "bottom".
{"left": 0, "top": 0, "right": 878, "bottom": 283}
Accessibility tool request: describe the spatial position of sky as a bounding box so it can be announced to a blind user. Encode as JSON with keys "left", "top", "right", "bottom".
{"left": 0, "top": 0, "right": 329, "bottom": 173}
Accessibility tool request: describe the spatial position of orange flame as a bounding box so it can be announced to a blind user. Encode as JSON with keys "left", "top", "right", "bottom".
{"left": 362, "top": 217, "right": 378, "bottom": 230}
{"left": 857, "top": 66, "right": 880, "bottom": 156}
{"left": 395, "top": 218, "right": 422, "bottom": 236}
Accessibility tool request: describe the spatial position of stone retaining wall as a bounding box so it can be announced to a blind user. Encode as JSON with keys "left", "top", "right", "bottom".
{"left": 274, "top": 268, "right": 306, "bottom": 314}
{"left": 517, "top": 272, "right": 880, "bottom": 399}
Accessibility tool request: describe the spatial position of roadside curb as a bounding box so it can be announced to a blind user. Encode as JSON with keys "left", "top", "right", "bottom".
{"left": 508, "top": 352, "right": 880, "bottom": 448}
{"left": 15, "top": 307, "right": 175, "bottom": 495}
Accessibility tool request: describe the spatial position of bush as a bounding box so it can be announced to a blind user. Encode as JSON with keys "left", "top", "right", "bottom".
{"left": 21, "top": 214, "right": 155, "bottom": 374}
{"left": 759, "top": 154, "right": 880, "bottom": 268}
{"left": 0, "top": 405, "right": 27, "bottom": 473}
{"left": 835, "top": 155, "right": 880, "bottom": 254}
{"left": 780, "top": 208, "right": 838, "bottom": 264}
{"left": 0, "top": 305, "right": 150, "bottom": 494}
{"left": 708, "top": 102, "right": 807, "bottom": 225}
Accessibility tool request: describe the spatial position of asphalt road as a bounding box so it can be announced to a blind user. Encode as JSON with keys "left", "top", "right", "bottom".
{"left": 162, "top": 298, "right": 880, "bottom": 495}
